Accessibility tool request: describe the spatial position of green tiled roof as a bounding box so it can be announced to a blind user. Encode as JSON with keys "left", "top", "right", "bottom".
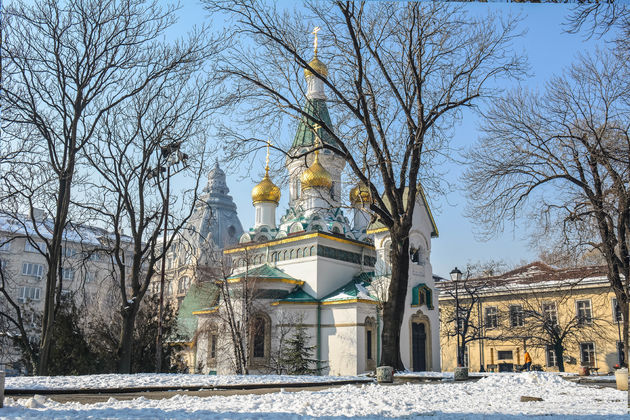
{"left": 227, "top": 264, "right": 301, "bottom": 283}
{"left": 320, "top": 273, "right": 378, "bottom": 303}
{"left": 175, "top": 282, "right": 219, "bottom": 341}
{"left": 275, "top": 287, "right": 318, "bottom": 304}
{"left": 291, "top": 98, "right": 337, "bottom": 149}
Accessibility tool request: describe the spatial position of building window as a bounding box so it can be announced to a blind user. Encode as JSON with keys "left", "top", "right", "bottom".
{"left": 0, "top": 238, "right": 11, "bottom": 252}
{"left": 167, "top": 281, "right": 173, "bottom": 295}
{"left": 542, "top": 301, "right": 558, "bottom": 325}
{"left": 546, "top": 346, "right": 558, "bottom": 367}
{"left": 252, "top": 316, "right": 266, "bottom": 358}
{"left": 24, "top": 240, "right": 45, "bottom": 253}
{"left": 85, "top": 271, "right": 96, "bottom": 283}
{"left": 580, "top": 342, "right": 596, "bottom": 367}
{"left": 62, "top": 268, "right": 75, "bottom": 281}
{"left": 509, "top": 305, "right": 524, "bottom": 327}
{"left": 576, "top": 300, "right": 592, "bottom": 325}
{"left": 62, "top": 246, "right": 77, "bottom": 258}
{"left": 178, "top": 276, "right": 190, "bottom": 294}
{"left": 367, "top": 330, "right": 373, "bottom": 360}
{"left": 462, "top": 346, "right": 469, "bottom": 368}
{"left": 497, "top": 350, "right": 513, "bottom": 360}
{"left": 612, "top": 298, "right": 623, "bottom": 323}
{"left": 210, "top": 334, "right": 217, "bottom": 359}
{"left": 22, "top": 262, "right": 44, "bottom": 278}
{"left": 485, "top": 306, "right": 498, "bottom": 328}
{"left": 18, "top": 286, "right": 41, "bottom": 303}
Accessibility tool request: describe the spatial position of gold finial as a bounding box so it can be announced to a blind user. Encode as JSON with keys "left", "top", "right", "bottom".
{"left": 312, "top": 27, "right": 320, "bottom": 57}
{"left": 312, "top": 124, "right": 321, "bottom": 154}
{"left": 265, "top": 140, "right": 271, "bottom": 174}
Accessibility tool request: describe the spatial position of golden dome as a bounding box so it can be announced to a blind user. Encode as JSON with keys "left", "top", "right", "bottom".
{"left": 252, "top": 170, "right": 280, "bottom": 205}
{"left": 350, "top": 183, "right": 371, "bottom": 205}
{"left": 301, "top": 150, "right": 332, "bottom": 191}
{"left": 304, "top": 57, "right": 328, "bottom": 78}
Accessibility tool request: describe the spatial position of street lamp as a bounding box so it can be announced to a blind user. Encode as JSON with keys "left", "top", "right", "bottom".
{"left": 450, "top": 267, "right": 462, "bottom": 367}
{"left": 150, "top": 139, "right": 188, "bottom": 373}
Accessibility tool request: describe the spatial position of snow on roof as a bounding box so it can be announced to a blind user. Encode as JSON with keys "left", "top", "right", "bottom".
{"left": 0, "top": 212, "right": 132, "bottom": 247}
{"left": 437, "top": 262, "right": 612, "bottom": 297}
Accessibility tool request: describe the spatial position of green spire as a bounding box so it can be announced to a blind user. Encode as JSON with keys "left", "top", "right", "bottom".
{"left": 291, "top": 99, "right": 337, "bottom": 150}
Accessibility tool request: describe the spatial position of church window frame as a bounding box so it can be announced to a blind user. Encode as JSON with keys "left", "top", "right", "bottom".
{"left": 250, "top": 313, "right": 271, "bottom": 361}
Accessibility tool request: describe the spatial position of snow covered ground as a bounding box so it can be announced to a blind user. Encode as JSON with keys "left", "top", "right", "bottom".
{"left": 4, "top": 373, "right": 365, "bottom": 391}
{"left": 1, "top": 372, "right": 626, "bottom": 419}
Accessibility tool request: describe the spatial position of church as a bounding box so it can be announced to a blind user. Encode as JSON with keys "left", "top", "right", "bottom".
{"left": 181, "top": 43, "right": 440, "bottom": 376}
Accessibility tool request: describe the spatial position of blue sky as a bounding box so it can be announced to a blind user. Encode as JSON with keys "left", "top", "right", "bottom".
{"left": 173, "top": 2, "right": 615, "bottom": 278}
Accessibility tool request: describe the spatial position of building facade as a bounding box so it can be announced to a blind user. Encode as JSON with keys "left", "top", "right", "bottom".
{"left": 438, "top": 262, "right": 625, "bottom": 374}
{"left": 0, "top": 212, "right": 126, "bottom": 373}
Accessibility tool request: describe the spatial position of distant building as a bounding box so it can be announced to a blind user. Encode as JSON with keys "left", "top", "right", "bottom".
{"left": 438, "top": 262, "right": 624, "bottom": 374}
{"left": 0, "top": 211, "right": 128, "bottom": 373}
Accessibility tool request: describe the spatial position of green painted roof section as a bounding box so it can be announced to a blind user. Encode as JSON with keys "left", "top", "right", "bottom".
{"left": 291, "top": 98, "right": 337, "bottom": 150}
{"left": 276, "top": 287, "right": 318, "bottom": 303}
{"left": 367, "top": 185, "right": 438, "bottom": 238}
{"left": 227, "top": 264, "right": 299, "bottom": 282}
{"left": 176, "top": 282, "right": 219, "bottom": 341}
{"left": 320, "top": 273, "right": 378, "bottom": 303}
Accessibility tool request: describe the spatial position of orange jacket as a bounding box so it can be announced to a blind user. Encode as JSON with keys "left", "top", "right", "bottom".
{"left": 524, "top": 352, "right": 532, "bottom": 363}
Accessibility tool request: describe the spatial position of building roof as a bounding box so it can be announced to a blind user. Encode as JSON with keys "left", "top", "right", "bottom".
{"left": 227, "top": 264, "right": 303, "bottom": 285}
{"left": 273, "top": 287, "right": 318, "bottom": 305}
{"left": 320, "top": 272, "right": 378, "bottom": 304}
{"left": 175, "top": 281, "right": 219, "bottom": 341}
{"left": 366, "top": 185, "right": 438, "bottom": 238}
{"left": 291, "top": 98, "right": 337, "bottom": 150}
{"left": 437, "top": 262, "right": 611, "bottom": 298}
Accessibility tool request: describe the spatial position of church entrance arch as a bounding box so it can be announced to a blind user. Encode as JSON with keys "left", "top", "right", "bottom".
{"left": 409, "top": 311, "right": 431, "bottom": 372}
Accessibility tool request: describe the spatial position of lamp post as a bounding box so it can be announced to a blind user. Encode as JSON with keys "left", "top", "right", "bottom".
{"left": 150, "top": 140, "right": 188, "bottom": 373}
{"left": 450, "top": 267, "right": 462, "bottom": 367}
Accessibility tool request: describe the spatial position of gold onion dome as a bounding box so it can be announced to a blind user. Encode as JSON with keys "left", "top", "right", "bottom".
{"left": 301, "top": 150, "right": 332, "bottom": 191}
{"left": 304, "top": 57, "right": 328, "bottom": 78}
{"left": 252, "top": 170, "right": 281, "bottom": 204}
{"left": 350, "top": 183, "right": 371, "bottom": 205}
{"left": 252, "top": 142, "right": 280, "bottom": 204}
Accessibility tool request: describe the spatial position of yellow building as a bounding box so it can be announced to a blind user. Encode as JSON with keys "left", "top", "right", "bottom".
{"left": 438, "top": 262, "right": 624, "bottom": 374}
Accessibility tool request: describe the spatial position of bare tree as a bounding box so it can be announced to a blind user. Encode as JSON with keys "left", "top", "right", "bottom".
{"left": 203, "top": 0, "right": 525, "bottom": 369}
{"left": 439, "top": 263, "right": 504, "bottom": 368}
{"left": 2, "top": 0, "right": 214, "bottom": 375}
{"left": 83, "top": 60, "right": 215, "bottom": 373}
{"left": 465, "top": 50, "right": 629, "bottom": 367}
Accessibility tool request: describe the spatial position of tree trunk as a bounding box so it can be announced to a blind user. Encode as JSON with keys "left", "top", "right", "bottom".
{"left": 39, "top": 170, "right": 73, "bottom": 375}
{"left": 555, "top": 343, "right": 565, "bottom": 373}
{"left": 380, "top": 230, "right": 410, "bottom": 370}
{"left": 118, "top": 303, "right": 140, "bottom": 373}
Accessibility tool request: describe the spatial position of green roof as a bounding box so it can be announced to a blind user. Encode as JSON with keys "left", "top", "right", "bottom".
{"left": 320, "top": 273, "right": 378, "bottom": 303}
{"left": 275, "top": 287, "right": 318, "bottom": 304}
{"left": 227, "top": 264, "right": 301, "bottom": 283}
{"left": 175, "top": 282, "right": 219, "bottom": 341}
{"left": 291, "top": 98, "right": 337, "bottom": 150}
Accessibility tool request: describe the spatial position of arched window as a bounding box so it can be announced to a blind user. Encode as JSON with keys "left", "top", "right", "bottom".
{"left": 297, "top": 248, "right": 303, "bottom": 258}
{"left": 309, "top": 246, "right": 315, "bottom": 256}
{"left": 178, "top": 276, "right": 190, "bottom": 294}
{"left": 251, "top": 314, "right": 270, "bottom": 359}
{"left": 283, "top": 250, "right": 288, "bottom": 260}
{"left": 290, "top": 249, "right": 294, "bottom": 259}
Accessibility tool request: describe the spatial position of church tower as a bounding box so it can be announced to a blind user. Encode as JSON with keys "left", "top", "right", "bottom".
{"left": 186, "top": 161, "right": 244, "bottom": 251}
{"left": 286, "top": 27, "right": 346, "bottom": 210}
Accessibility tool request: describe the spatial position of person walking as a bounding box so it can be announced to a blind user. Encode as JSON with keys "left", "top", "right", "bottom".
{"left": 523, "top": 350, "right": 532, "bottom": 372}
